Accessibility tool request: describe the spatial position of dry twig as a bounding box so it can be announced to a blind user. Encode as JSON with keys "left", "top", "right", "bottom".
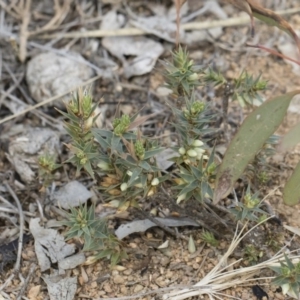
{"left": 34, "top": 7, "right": 300, "bottom": 40}
{"left": 19, "top": 0, "right": 31, "bottom": 62}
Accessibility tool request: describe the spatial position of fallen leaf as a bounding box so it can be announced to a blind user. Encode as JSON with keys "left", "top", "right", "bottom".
{"left": 115, "top": 217, "right": 199, "bottom": 240}
{"left": 283, "top": 160, "right": 300, "bottom": 206}
{"left": 53, "top": 181, "right": 92, "bottom": 209}
{"left": 213, "top": 90, "right": 300, "bottom": 204}
{"left": 43, "top": 275, "right": 77, "bottom": 300}
{"left": 277, "top": 121, "right": 300, "bottom": 152}
{"left": 30, "top": 218, "right": 75, "bottom": 272}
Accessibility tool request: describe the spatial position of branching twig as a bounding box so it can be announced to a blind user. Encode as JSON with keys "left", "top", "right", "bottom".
{"left": 16, "top": 264, "right": 36, "bottom": 300}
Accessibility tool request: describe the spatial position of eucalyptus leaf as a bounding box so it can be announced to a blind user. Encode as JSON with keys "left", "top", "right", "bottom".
{"left": 278, "top": 121, "right": 300, "bottom": 152}
{"left": 283, "top": 160, "right": 300, "bottom": 206}
{"left": 214, "top": 90, "right": 300, "bottom": 204}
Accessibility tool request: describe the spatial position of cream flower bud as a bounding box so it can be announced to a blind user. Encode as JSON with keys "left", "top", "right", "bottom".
{"left": 188, "top": 73, "right": 198, "bottom": 81}
{"left": 120, "top": 183, "right": 128, "bottom": 191}
{"left": 97, "top": 161, "right": 110, "bottom": 171}
{"left": 151, "top": 178, "right": 159, "bottom": 186}
{"left": 187, "top": 149, "right": 197, "bottom": 157}
{"left": 126, "top": 170, "right": 133, "bottom": 176}
{"left": 194, "top": 147, "right": 205, "bottom": 155}
{"left": 192, "top": 140, "right": 204, "bottom": 147}
{"left": 84, "top": 116, "right": 94, "bottom": 130}
{"left": 196, "top": 153, "right": 203, "bottom": 160}
{"left": 178, "top": 147, "right": 186, "bottom": 155}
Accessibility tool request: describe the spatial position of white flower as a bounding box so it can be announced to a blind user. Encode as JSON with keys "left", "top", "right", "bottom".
{"left": 126, "top": 170, "right": 133, "bottom": 176}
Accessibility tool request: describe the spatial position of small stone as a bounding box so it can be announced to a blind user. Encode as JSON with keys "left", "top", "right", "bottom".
{"left": 133, "top": 284, "right": 144, "bottom": 293}
{"left": 123, "top": 269, "right": 132, "bottom": 275}
{"left": 160, "top": 257, "right": 170, "bottom": 266}
{"left": 103, "top": 283, "right": 112, "bottom": 293}
{"left": 91, "top": 281, "right": 97, "bottom": 289}
{"left": 165, "top": 271, "right": 174, "bottom": 278}
{"left": 113, "top": 275, "right": 125, "bottom": 284}
{"left": 129, "top": 242, "right": 137, "bottom": 248}
{"left": 120, "top": 286, "right": 128, "bottom": 294}
{"left": 27, "top": 285, "right": 41, "bottom": 299}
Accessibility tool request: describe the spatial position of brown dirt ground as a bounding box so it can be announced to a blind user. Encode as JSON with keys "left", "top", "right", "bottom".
{"left": 1, "top": 1, "right": 300, "bottom": 300}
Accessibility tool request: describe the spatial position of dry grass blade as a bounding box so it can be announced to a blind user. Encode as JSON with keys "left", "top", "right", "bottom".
{"left": 92, "top": 217, "right": 300, "bottom": 300}
{"left": 163, "top": 218, "right": 300, "bottom": 300}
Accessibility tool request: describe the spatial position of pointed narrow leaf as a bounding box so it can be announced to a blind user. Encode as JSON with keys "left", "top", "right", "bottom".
{"left": 127, "top": 168, "right": 142, "bottom": 187}
{"left": 143, "top": 148, "right": 165, "bottom": 160}
{"left": 214, "top": 90, "right": 300, "bottom": 204}
{"left": 111, "top": 135, "right": 121, "bottom": 152}
{"left": 178, "top": 180, "right": 198, "bottom": 196}
{"left": 283, "top": 160, "right": 300, "bottom": 206}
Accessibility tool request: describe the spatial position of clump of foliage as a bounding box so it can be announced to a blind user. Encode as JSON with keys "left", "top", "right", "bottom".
{"left": 243, "top": 244, "right": 263, "bottom": 265}
{"left": 230, "top": 186, "right": 266, "bottom": 223}
{"left": 38, "top": 153, "right": 60, "bottom": 187}
{"left": 246, "top": 134, "right": 279, "bottom": 185}
{"left": 57, "top": 45, "right": 297, "bottom": 269}
{"left": 61, "top": 204, "right": 127, "bottom": 265}
{"left": 270, "top": 254, "right": 300, "bottom": 299}
{"left": 201, "top": 230, "right": 219, "bottom": 247}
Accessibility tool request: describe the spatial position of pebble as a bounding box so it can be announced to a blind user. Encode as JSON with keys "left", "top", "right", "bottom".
{"left": 133, "top": 284, "right": 144, "bottom": 293}
{"left": 160, "top": 257, "right": 170, "bottom": 266}
{"left": 113, "top": 275, "right": 125, "bottom": 284}
{"left": 123, "top": 269, "right": 132, "bottom": 275}
{"left": 103, "top": 283, "right": 112, "bottom": 293}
